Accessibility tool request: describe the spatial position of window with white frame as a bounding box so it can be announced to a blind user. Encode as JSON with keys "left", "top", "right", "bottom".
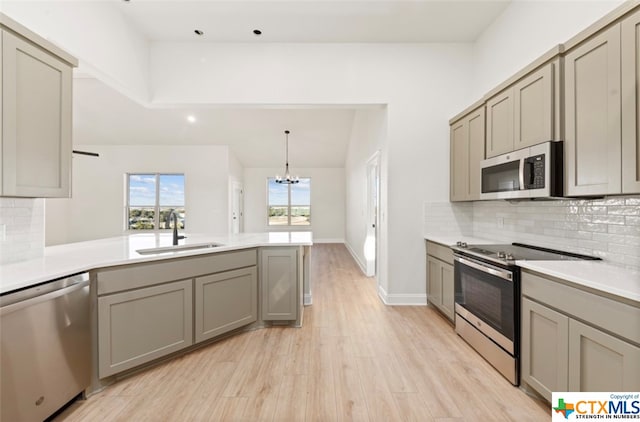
{"left": 267, "top": 177, "right": 311, "bottom": 226}
{"left": 127, "top": 173, "right": 185, "bottom": 230}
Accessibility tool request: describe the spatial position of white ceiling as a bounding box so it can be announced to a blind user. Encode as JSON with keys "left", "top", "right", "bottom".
{"left": 73, "top": 78, "right": 358, "bottom": 167}
{"left": 73, "top": 0, "right": 511, "bottom": 168}
{"left": 116, "top": 0, "right": 511, "bottom": 43}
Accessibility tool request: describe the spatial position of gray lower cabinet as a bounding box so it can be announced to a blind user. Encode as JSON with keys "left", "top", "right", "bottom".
{"left": 521, "top": 297, "right": 569, "bottom": 401}
{"left": 568, "top": 319, "right": 640, "bottom": 392}
{"left": 426, "top": 241, "right": 454, "bottom": 322}
{"left": 194, "top": 267, "right": 257, "bottom": 343}
{"left": 261, "top": 248, "right": 298, "bottom": 321}
{"left": 98, "top": 279, "right": 193, "bottom": 378}
{"left": 521, "top": 270, "right": 640, "bottom": 401}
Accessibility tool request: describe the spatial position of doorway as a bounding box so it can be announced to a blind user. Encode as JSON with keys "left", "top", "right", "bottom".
{"left": 365, "top": 151, "right": 380, "bottom": 277}
{"left": 231, "top": 182, "right": 244, "bottom": 234}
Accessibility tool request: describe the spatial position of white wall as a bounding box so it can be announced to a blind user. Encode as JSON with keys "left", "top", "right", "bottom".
{"left": 344, "top": 108, "right": 387, "bottom": 276}
{"left": 243, "top": 167, "right": 345, "bottom": 242}
{"left": 2, "top": 1, "right": 150, "bottom": 103}
{"left": 45, "top": 145, "right": 231, "bottom": 245}
{"left": 149, "top": 42, "right": 474, "bottom": 303}
{"left": 471, "top": 0, "right": 625, "bottom": 98}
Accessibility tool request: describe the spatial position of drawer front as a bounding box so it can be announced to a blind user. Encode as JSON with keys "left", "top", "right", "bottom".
{"left": 97, "top": 249, "right": 257, "bottom": 295}
{"left": 426, "top": 241, "right": 453, "bottom": 265}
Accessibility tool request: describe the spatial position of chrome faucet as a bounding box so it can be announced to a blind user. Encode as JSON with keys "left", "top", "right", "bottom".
{"left": 168, "top": 210, "right": 185, "bottom": 246}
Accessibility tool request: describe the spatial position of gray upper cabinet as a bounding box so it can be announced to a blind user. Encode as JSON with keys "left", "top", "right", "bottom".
{"left": 194, "top": 266, "right": 257, "bottom": 343}
{"left": 450, "top": 106, "right": 485, "bottom": 202}
{"left": 486, "top": 61, "right": 557, "bottom": 159}
{"left": 486, "top": 88, "right": 514, "bottom": 158}
{"left": 1, "top": 15, "right": 77, "bottom": 198}
{"left": 622, "top": 8, "right": 640, "bottom": 194}
{"left": 260, "top": 247, "right": 298, "bottom": 321}
{"left": 513, "top": 63, "right": 555, "bottom": 150}
{"left": 565, "top": 24, "right": 622, "bottom": 196}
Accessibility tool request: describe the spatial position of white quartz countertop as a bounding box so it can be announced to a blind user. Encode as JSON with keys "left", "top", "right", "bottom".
{"left": 424, "top": 233, "right": 639, "bottom": 304}
{"left": 0, "top": 232, "right": 313, "bottom": 295}
{"left": 517, "top": 260, "right": 640, "bottom": 304}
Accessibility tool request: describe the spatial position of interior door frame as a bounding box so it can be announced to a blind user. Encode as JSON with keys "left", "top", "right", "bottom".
{"left": 231, "top": 181, "right": 244, "bottom": 234}
{"left": 365, "top": 151, "right": 381, "bottom": 278}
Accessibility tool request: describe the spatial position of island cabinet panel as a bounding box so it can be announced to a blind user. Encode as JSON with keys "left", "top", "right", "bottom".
{"left": 261, "top": 248, "right": 298, "bottom": 321}
{"left": 568, "top": 319, "right": 640, "bottom": 392}
{"left": 622, "top": 8, "right": 640, "bottom": 194}
{"left": 513, "top": 63, "right": 554, "bottom": 151}
{"left": 565, "top": 24, "right": 622, "bottom": 196}
{"left": 521, "top": 297, "right": 569, "bottom": 402}
{"left": 1, "top": 29, "right": 72, "bottom": 197}
{"left": 98, "top": 279, "right": 193, "bottom": 378}
{"left": 194, "top": 266, "right": 257, "bottom": 343}
{"left": 96, "top": 249, "right": 257, "bottom": 295}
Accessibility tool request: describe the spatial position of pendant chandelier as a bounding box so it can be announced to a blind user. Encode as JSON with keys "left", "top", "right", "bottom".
{"left": 275, "top": 130, "right": 299, "bottom": 184}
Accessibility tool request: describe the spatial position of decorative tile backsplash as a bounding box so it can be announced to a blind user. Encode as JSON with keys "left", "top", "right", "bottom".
{"left": 423, "top": 201, "right": 473, "bottom": 237}
{"left": 0, "top": 198, "right": 45, "bottom": 265}
{"left": 425, "top": 195, "right": 640, "bottom": 270}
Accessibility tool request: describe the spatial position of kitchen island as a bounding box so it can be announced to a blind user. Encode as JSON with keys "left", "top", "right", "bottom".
{"left": 0, "top": 232, "right": 312, "bottom": 394}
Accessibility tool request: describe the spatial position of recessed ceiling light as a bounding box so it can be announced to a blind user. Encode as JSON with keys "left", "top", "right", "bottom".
{"left": 187, "top": 115, "right": 196, "bottom": 123}
{"left": 194, "top": 29, "right": 204, "bottom": 36}
{"left": 253, "top": 29, "right": 262, "bottom": 36}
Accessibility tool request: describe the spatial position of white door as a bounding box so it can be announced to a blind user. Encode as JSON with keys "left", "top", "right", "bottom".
{"left": 231, "top": 182, "right": 244, "bottom": 234}
{"left": 365, "top": 152, "right": 380, "bottom": 277}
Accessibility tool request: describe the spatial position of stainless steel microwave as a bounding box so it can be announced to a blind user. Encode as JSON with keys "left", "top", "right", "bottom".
{"left": 480, "top": 141, "right": 563, "bottom": 200}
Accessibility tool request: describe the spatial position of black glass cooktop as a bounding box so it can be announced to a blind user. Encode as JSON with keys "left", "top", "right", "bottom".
{"left": 453, "top": 242, "right": 600, "bottom": 265}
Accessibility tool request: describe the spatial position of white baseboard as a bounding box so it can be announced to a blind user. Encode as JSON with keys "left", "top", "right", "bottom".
{"left": 313, "top": 238, "right": 345, "bottom": 243}
{"left": 304, "top": 293, "right": 313, "bottom": 305}
{"left": 377, "top": 285, "right": 427, "bottom": 306}
{"left": 344, "top": 241, "right": 367, "bottom": 275}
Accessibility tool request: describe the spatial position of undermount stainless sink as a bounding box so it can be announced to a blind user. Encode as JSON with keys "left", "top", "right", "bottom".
{"left": 136, "top": 242, "right": 223, "bottom": 255}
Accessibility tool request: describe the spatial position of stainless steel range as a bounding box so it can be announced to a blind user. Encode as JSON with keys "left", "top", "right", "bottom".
{"left": 450, "top": 242, "right": 599, "bottom": 385}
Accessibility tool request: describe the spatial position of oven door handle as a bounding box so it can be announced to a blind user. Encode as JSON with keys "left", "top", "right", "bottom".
{"left": 454, "top": 256, "right": 513, "bottom": 281}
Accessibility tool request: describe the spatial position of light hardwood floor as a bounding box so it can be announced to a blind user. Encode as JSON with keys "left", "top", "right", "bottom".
{"left": 56, "top": 243, "right": 550, "bottom": 421}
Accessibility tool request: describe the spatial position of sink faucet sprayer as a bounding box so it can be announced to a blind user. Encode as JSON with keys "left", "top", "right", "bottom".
{"left": 168, "top": 209, "right": 186, "bottom": 246}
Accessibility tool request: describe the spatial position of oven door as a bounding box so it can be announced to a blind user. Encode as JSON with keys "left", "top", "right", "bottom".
{"left": 453, "top": 255, "right": 517, "bottom": 355}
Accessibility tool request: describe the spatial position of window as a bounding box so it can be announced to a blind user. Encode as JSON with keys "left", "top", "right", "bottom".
{"left": 267, "top": 177, "right": 310, "bottom": 226}
{"left": 127, "top": 173, "right": 185, "bottom": 230}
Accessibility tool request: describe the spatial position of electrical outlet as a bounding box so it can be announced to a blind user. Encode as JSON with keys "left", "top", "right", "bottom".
{"left": 496, "top": 217, "right": 504, "bottom": 228}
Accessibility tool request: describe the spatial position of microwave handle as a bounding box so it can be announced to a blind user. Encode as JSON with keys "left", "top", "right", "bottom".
{"left": 519, "top": 158, "right": 525, "bottom": 190}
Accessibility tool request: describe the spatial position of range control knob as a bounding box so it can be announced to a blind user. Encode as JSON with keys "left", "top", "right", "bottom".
{"left": 460, "top": 242, "right": 468, "bottom": 248}
{"left": 505, "top": 253, "right": 515, "bottom": 260}
{"left": 497, "top": 251, "right": 506, "bottom": 259}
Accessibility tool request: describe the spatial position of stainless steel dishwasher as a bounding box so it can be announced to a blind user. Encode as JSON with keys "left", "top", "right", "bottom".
{"left": 1, "top": 272, "right": 91, "bottom": 421}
